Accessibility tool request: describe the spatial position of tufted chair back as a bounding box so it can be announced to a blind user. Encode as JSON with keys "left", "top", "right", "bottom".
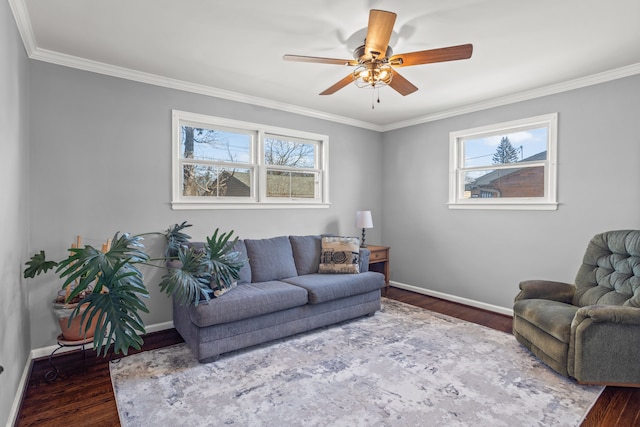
{"left": 573, "top": 230, "right": 640, "bottom": 308}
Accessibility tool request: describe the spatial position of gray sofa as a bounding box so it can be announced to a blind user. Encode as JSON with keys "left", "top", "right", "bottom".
{"left": 172, "top": 234, "right": 385, "bottom": 362}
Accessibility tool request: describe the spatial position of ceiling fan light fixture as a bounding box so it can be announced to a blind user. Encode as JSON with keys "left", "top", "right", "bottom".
{"left": 352, "top": 63, "right": 393, "bottom": 89}
{"left": 283, "top": 10, "right": 472, "bottom": 97}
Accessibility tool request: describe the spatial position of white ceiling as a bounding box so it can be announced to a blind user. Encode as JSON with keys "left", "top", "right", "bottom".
{"left": 10, "top": 0, "right": 640, "bottom": 130}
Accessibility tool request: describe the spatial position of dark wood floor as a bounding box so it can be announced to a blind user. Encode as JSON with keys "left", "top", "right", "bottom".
{"left": 14, "top": 287, "right": 640, "bottom": 426}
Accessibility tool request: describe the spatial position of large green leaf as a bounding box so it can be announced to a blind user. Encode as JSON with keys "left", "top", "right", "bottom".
{"left": 164, "top": 221, "right": 192, "bottom": 258}
{"left": 56, "top": 232, "right": 149, "bottom": 301}
{"left": 205, "top": 229, "right": 246, "bottom": 291}
{"left": 23, "top": 251, "right": 58, "bottom": 278}
{"left": 158, "top": 228, "right": 247, "bottom": 305}
{"left": 75, "top": 292, "right": 147, "bottom": 357}
{"left": 71, "top": 258, "right": 150, "bottom": 356}
{"left": 158, "top": 247, "right": 211, "bottom": 305}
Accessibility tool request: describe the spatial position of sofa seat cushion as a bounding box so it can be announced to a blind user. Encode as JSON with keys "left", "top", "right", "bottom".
{"left": 283, "top": 271, "right": 384, "bottom": 304}
{"left": 188, "top": 281, "right": 308, "bottom": 327}
{"left": 513, "top": 299, "right": 579, "bottom": 343}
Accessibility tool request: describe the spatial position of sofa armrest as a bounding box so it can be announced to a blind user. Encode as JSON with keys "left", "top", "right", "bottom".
{"left": 359, "top": 248, "right": 370, "bottom": 272}
{"left": 514, "top": 280, "right": 575, "bottom": 303}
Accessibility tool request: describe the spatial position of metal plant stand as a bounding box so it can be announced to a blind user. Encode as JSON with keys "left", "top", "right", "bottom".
{"left": 45, "top": 334, "right": 94, "bottom": 382}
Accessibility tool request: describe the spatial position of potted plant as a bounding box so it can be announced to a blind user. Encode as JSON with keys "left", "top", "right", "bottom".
{"left": 23, "top": 222, "right": 245, "bottom": 356}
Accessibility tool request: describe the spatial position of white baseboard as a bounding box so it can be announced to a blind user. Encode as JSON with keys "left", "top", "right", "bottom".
{"left": 145, "top": 321, "right": 174, "bottom": 334}
{"left": 389, "top": 281, "right": 514, "bottom": 317}
{"left": 6, "top": 357, "right": 32, "bottom": 427}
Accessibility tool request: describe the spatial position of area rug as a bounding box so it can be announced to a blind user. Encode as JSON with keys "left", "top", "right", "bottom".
{"left": 110, "top": 299, "right": 602, "bottom": 426}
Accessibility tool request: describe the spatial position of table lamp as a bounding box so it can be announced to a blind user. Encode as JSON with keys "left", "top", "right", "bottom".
{"left": 355, "top": 210, "right": 373, "bottom": 247}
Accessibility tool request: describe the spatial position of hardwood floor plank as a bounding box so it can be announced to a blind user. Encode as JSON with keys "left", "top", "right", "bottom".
{"left": 14, "top": 287, "right": 636, "bottom": 427}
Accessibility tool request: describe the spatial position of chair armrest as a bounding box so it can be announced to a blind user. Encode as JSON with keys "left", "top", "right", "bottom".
{"left": 514, "top": 280, "right": 575, "bottom": 303}
{"left": 574, "top": 305, "right": 640, "bottom": 325}
{"left": 569, "top": 305, "right": 640, "bottom": 383}
{"left": 359, "top": 248, "right": 370, "bottom": 272}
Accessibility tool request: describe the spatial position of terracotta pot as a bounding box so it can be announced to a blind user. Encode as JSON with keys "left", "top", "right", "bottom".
{"left": 53, "top": 302, "right": 100, "bottom": 342}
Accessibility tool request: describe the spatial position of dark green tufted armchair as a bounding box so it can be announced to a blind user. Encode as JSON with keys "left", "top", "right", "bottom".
{"left": 513, "top": 230, "right": 640, "bottom": 386}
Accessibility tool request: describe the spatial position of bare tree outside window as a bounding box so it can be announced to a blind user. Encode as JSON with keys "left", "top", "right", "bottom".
{"left": 265, "top": 137, "right": 317, "bottom": 198}
{"left": 181, "top": 126, "right": 251, "bottom": 197}
{"left": 265, "top": 138, "right": 315, "bottom": 168}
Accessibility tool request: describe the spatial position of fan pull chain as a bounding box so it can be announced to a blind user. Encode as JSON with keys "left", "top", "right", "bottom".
{"left": 371, "top": 88, "right": 383, "bottom": 109}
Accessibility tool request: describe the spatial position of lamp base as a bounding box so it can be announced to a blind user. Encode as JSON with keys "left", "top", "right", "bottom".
{"left": 360, "top": 228, "right": 367, "bottom": 248}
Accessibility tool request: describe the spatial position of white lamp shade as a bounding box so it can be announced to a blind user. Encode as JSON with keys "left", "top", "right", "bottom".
{"left": 355, "top": 211, "right": 373, "bottom": 228}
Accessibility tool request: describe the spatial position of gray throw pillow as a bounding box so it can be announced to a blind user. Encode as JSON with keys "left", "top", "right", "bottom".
{"left": 245, "top": 236, "right": 298, "bottom": 282}
{"left": 289, "top": 235, "right": 322, "bottom": 275}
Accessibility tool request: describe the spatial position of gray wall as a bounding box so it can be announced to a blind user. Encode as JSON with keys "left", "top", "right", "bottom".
{"left": 0, "top": 0, "right": 30, "bottom": 424}
{"left": 27, "top": 61, "right": 383, "bottom": 349}
{"left": 382, "top": 74, "right": 640, "bottom": 310}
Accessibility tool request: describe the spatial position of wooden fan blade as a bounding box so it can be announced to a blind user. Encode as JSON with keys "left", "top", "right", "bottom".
{"left": 283, "top": 54, "right": 359, "bottom": 66}
{"left": 364, "top": 9, "right": 397, "bottom": 60}
{"left": 319, "top": 74, "right": 354, "bottom": 95}
{"left": 390, "top": 44, "right": 473, "bottom": 67}
{"left": 389, "top": 69, "right": 418, "bottom": 96}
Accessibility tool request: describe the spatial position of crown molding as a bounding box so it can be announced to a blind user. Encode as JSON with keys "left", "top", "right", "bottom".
{"left": 382, "top": 63, "right": 640, "bottom": 131}
{"left": 8, "top": 0, "right": 36, "bottom": 55}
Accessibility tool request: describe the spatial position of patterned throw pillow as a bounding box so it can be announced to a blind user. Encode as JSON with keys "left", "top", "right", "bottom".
{"left": 318, "top": 236, "right": 360, "bottom": 274}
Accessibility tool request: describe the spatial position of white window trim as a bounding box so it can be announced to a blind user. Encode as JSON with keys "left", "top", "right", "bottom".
{"left": 171, "top": 110, "right": 330, "bottom": 210}
{"left": 448, "top": 113, "right": 558, "bottom": 210}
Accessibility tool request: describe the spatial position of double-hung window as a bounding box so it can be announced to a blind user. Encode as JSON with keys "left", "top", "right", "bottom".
{"left": 172, "top": 110, "right": 329, "bottom": 209}
{"left": 448, "top": 113, "right": 558, "bottom": 210}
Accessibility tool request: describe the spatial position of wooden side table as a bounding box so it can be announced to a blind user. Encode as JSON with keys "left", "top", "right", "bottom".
{"left": 366, "top": 245, "right": 390, "bottom": 293}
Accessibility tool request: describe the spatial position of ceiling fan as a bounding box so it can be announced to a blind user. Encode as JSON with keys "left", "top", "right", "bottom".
{"left": 283, "top": 9, "right": 473, "bottom": 96}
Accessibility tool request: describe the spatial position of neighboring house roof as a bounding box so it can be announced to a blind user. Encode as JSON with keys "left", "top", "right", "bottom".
{"left": 468, "top": 151, "right": 547, "bottom": 188}
{"left": 214, "top": 171, "right": 250, "bottom": 196}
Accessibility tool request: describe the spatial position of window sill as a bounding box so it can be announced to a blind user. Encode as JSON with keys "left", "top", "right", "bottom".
{"left": 172, "top": 201, "right": 331, "bottom": 210}
{"left": 447, "top": 201, "right": 558, "bottom": 211}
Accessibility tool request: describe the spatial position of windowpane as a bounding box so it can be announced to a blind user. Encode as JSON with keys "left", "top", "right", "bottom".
{"left": 181, "top": 126, "right": 251, "bottom": 163}
{"left": 463, "top": 166, "right": 545, "bottom": 198}
{"left": 264, "top": 137, "right": 316, "bottom": 168}
{"left": 183, "top": 164, "right": 251, "bottom": 197}
{"left": 266, "top": 170, "right": 316, "bottom": 198}
{"left": 449, "top": 113, "right": 557, "bottom": 210}
{"left": 173, "top": 110, "right": 328, "bottom": 208}
{"left": 463, "top": 127, "right": 548, "bottom": 168}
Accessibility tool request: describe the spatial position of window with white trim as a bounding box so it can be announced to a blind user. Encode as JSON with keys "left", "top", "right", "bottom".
{"left": 448, "top": 113, "right": 558, "bottom": 210}
{"left": 172, "top": 110, "right": 329, "bottom": 209}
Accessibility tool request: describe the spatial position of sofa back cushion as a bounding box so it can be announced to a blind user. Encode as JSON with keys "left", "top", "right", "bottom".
{"left": 289, "top": 235, "right": 322, "bottom": 275}
{"left": 573, "top": 230, "right": 640, "bottom": 308}
{"left": 233, "top": 240, "right": 252, "bottom": 284}
{"left": 245, "top": 236, "right": 298, "bottom": 282}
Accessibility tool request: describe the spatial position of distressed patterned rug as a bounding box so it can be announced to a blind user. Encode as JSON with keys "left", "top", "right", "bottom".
{"left": 110, "top": 299, "right": 602, "bottom": 426}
